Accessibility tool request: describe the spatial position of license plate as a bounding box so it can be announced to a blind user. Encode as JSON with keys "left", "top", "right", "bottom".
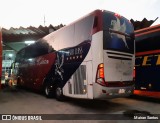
{"left": 119, "top": 89, "right": 125, "bottom": 94}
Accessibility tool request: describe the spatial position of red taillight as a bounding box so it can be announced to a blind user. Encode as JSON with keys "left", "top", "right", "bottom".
{"left": 133, "top": 67, "right": 135, "bottom": 78}
{"left": 99, "top": 63, "right": 104, "bottom": 78}
{"left": 133, "top": 67, "right": 135, "bottom": 82}
{"left": 96, "top": 63, "right": 105, "bottom": 86}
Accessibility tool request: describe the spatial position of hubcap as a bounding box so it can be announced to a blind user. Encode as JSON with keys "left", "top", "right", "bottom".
{"left": 56, "top": 87, "right": 62, "bottom": 97}
{"left": 45, "top": 86, "right": 50, "bottom": 95}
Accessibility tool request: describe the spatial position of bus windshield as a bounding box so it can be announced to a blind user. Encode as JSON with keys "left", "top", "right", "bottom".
{"left": 103, "top": 11, "right": 134, "bottom": 54}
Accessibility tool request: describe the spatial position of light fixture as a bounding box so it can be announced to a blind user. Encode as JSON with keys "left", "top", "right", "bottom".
{"left": 28, "top": 58, "right": 33, "bottom": 61}
{"left": 8, "top": 54, "right": 13, "bottom": 57}
{"left": 24, "top": 40, "right": 35, "bottom": 44}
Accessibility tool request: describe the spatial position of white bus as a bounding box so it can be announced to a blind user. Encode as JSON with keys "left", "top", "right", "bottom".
{"left": 15, "top": 10, "right": 135, "bottom": 100}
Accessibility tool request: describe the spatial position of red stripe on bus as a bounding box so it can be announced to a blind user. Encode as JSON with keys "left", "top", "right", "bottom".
{"left": 136, "top": 50, "right": 160, "bottom": 56}
{"left": 134, "top": 90, "right": 160, "bottom": 98}
{"left": 135, "top": 28, "right": 160, "bottom": 37}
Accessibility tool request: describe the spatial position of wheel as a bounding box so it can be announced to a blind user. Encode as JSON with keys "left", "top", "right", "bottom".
{"left": 44, "top": 83, "right": 54, "bottom": 98}
{"left": 55, "top": 86, "right": 64, "bottom": 101}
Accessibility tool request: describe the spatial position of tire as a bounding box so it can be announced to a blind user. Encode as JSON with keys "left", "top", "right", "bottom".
{"left": 55, "top": 86, "right": 64, "bottom": 101}
{"left": 44, "top": 83, "right": 54, "bottom": 98}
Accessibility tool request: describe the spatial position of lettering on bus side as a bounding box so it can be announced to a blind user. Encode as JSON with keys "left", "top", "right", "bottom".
{"left": 135, "top": 54, "right": 160, "bottom": 66}
{"left": 36, "top": 57, "right": 49, "bottom": 65}
{"left": 66, "top": 47, "right": 83, "bottom": 56}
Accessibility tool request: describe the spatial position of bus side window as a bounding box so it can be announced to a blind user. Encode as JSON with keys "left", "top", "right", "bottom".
{"left": 74, "top": 16, "right": 94, "bottom": 46}
{"left": 57, "top": 25, "right": 74, "bottom": 49}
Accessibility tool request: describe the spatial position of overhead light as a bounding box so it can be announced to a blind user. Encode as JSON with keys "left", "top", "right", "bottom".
{"left": 8, "top": 54, "right": 13, "bottom": 57}
{"left": 24, "top": 40, "right": 35, "bottom": 44}
{"left": 28, "top": 58, "right": 33, "bottom": 61}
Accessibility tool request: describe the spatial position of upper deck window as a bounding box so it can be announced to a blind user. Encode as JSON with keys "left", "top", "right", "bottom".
{"left": 103, "top": 11, "right": 134, "bottom": 54}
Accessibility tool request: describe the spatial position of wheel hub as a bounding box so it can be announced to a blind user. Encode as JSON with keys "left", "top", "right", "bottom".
{"left": 56, "top": 87, "right": 62, "bottom": 97}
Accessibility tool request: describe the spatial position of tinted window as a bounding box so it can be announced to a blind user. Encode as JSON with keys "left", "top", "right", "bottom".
{"left": 57, "top": 24, "right": 75, "bottom": 49}
{"left": 74, "top": 16, "right": 94, "bottom": 45}
{"left": 16, "top": 39, "right": 54, "bottom": 61}
{"left": 103, "top": 11, "right": 134, "bottom": 54}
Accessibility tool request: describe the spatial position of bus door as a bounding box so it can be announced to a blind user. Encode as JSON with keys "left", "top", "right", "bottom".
{"left": 64, "top": 61, "right": 93, "bottom": 99}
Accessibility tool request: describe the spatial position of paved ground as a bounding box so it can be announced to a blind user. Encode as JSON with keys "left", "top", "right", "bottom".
{"left": 0, "top": 87, "right": 160, "bottom": 123}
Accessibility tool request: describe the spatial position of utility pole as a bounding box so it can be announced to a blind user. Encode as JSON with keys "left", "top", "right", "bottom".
{"left": 44, "top": 15, "right": 46, "bottom": 26}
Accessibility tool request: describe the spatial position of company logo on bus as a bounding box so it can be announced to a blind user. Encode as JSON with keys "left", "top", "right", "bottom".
{"left": 36, "top": 57, "right": 49, "bottom": 65}
{"left": 111, "top": 17, "right": 129, "bottom": 49}
{"left": 135, "top": 54, "right": 160, "bottom": 66}
{"left": 66, "top": 47, "right": 83, "bottom": 56}
{"left": 66, "top": 47, "right": 83, "bottom": 61}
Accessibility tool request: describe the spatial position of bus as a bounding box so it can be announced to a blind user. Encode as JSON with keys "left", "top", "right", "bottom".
{"left": 14, "top": 10, "right": 135, "bottom": 100}
{"left": 134, "top": 24, "right": 160, "bottom": 98}
{"left": 0, "top": 28, "right": 2, "bottom": 89}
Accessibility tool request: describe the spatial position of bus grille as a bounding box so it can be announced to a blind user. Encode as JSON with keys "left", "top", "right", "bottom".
{"left": 106, "top": 51, "right": 133, "bottom": 60}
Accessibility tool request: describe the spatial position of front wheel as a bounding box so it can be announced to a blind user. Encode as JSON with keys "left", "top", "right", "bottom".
{"left": 55, "top": 86, "right": 64, "bottom": 101}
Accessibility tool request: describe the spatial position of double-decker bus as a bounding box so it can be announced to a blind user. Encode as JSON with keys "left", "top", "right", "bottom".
{"left": 134, "top": 24, "right": 160, "bottom": 98}
{"left": 14, "top": 10, "right": 135, "bottom": 100}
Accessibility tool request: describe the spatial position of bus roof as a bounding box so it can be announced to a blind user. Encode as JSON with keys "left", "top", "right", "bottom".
{"left": 135, "top": 24, "right": 160, "bottom": 41}
{"left": 43, "top": 9, "right": 103, "bottom": 39}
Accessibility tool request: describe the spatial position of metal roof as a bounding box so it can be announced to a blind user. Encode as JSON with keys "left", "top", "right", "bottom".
{"left": 130, "top": 17, "right": 158, "bottom": 30}
{"left": 2, "top": 24, "right": 64, "bottom": 51}
{"left": 2, "top": 24, "right": 64, "bottom": 43}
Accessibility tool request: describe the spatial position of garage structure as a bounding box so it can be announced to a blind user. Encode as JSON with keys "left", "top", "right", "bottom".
{"left": 1, "top": 24, "right": 64, "bottom": 85}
